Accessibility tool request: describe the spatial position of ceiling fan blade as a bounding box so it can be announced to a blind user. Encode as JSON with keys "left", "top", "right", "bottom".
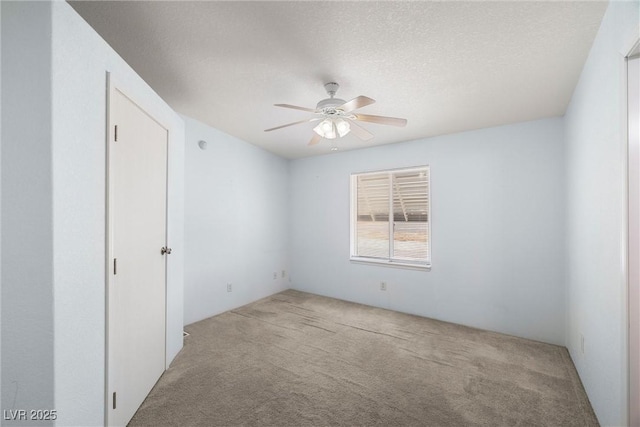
{"left": 348, "top": 121, "right": 374, "bottom": 141}
{"left": 274, "top": 104, "right": 318, "bottom": 113}
{"left": 339, "top": 96, "right": 376, "bottom": 113}
{"left": 354, "top": 113, "right": 407, "bottom": 127}
{"left": 264, "top": 118, "right": 319, "bottom": 132}
{"left": 308, "top": 133, "right": 322, "bottom": 146}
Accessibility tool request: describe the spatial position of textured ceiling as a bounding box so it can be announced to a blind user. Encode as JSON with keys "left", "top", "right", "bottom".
{"left": 70, "top": 1, "right": 607, "bottom": 159}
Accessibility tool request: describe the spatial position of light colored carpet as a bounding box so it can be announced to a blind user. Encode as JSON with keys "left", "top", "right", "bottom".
{"left": 129, "top": 290, "right": 598, "bottom": 426}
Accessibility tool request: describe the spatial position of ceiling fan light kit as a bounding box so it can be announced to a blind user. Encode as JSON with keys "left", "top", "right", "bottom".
{"left": 265, "top": 82, "right": 407, "bottom": 149}
{"left": 314, "top": 117, "right": 350, "bottom": 139}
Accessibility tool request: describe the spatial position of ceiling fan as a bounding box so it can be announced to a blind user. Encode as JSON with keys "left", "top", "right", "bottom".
{"left": 264, "top": 82, "right": 407, "bottom": 146}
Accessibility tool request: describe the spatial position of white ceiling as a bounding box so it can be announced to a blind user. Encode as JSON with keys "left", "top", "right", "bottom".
{"left": 70, "top": 1, "right": 607, "bottom": 159}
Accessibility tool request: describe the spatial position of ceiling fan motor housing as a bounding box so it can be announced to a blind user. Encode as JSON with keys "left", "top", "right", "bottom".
{"left": 317, "top": 82, "right": 345, "bottom": 112}
{"left": 324, "top": 82, "right": 340, "bottom": 97}
{"left": 316, "top": 97, "right": 347, "bottom": 111}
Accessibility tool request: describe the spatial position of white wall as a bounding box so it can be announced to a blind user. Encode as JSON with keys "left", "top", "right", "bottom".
{"left": 1, "top": 3, "right": 185, "bottom": 426}
{"left": 564, "top": 1, "right": 639, "bottom": 425}
{"left": 0, "top": 0, "right": 4, "bottom": 418}
{"left": 183, "top": 116, "right": 289, "bottom": 325}
{"left": 290, "top": 118, "right": 566, "bottom": 345}
{"left": 1, "top": 3, "right": 55, "bottom": 423}
{"left": 50, "top": 3, "right": 185, "bottom": 425}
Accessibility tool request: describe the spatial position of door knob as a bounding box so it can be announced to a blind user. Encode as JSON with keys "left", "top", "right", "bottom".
{"left": 161, "top": 247, "right": 172, "bottom": 255}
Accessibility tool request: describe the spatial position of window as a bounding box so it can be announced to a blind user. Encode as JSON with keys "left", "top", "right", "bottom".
{"left": 350, "top": 166, "right": 430, "bottom": 269}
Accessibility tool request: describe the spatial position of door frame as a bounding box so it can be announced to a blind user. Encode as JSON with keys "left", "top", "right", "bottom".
{"left": 105, "top": 72, "right": 171, "bottom": 425}
{"left": 627, "top": 37, "right": 640, "bottom": 427}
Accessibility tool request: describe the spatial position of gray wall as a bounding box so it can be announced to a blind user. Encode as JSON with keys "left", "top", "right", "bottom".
{"left": 564, "top": 1, "right": 639, "bottom": 425}
{"left": 289, "top": 118, "right": 566, "bottom": 345}
{"left": 1, "top": 3, "right": 55, "bottom": 424}
{"left": 183, "top": 116, "right": 289, "bottom": 325}
{"left": 2, "top": 3, "right": 185, "bottom": 426}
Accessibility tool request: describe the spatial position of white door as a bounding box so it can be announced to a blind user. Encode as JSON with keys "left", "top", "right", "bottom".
{"left": 107, "top": 83, "right": 168, "bottom": 426}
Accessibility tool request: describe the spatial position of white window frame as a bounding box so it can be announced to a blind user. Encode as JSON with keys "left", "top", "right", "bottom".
{"left": 350, "top": 166, "right": 431, "bottom": 270}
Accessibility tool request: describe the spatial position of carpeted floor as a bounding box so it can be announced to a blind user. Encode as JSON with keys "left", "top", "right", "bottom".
{"left": 129, "top": 290, "right": 598, "bottom": 426}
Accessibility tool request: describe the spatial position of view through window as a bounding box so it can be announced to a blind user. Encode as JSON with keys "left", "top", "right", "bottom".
{"left": 351, "top": 166, "right": 430, "bottom": 267}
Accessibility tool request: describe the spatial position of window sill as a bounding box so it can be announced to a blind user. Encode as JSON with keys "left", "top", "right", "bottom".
{"left": 350, "top": 257, "right": 431, "bottom": 271}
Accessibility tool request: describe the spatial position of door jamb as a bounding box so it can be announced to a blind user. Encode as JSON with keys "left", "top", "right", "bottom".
{"left": 627, "top": 37, "right": 640, "bottom": 427}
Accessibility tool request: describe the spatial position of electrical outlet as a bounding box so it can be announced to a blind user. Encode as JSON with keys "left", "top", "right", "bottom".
{"left": 580, "top": 333, "right": 585, "bottom": 354}
{"left": 282, "top": 270, "right": 286, "bottom": 278}
{"left": 227, "top": 283, "right": 232, "bottom": 292}
{"left": 380, "top": 281, "right": 387, "bottom": 291}
{"left": 273, "top": 272, "right": 277, "bottom": 280}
